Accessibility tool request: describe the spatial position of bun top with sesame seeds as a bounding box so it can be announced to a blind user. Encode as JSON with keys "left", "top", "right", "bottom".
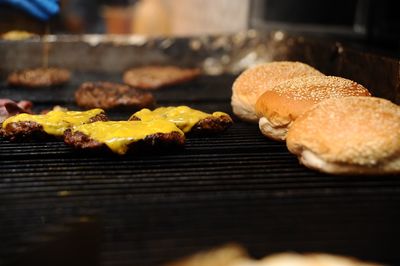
{"left": 231, "top": 61, "right": 324, "bottom": 123}
{"left": 286, "top": 96, "right": 400, "bottom": 175}
{"left": 255, "top": 76, "right": 371, "bottom": 141}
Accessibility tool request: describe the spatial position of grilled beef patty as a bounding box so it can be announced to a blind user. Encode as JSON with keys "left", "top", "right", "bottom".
{"left": 2, "top": 113, "right": 108, "bottom": 141}
{"left": 190, "top": 115, "right": 233, "bottom": 134}
{"left": 7, "top": 68, "right": 71, "bottom": 88}
{"left": 123, "top": 66, "right": 200, "bottom": 90}
{"left": 129, "top": 114, "right": 233, "bottom": 135}
{"left": 75, "top": 81, "right": 155, "bottom": 110}
{"left": 64, "top": 130, "right": 185, "bottom": 154}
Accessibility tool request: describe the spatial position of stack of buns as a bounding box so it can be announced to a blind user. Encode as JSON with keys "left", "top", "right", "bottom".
{"left": 255, "top": 75, "right": 371, "bottom": 141}
{"left": 231, "top": 61, "right": 400, "bottom": 175}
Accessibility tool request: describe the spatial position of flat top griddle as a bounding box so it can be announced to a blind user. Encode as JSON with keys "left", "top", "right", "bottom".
{"left": 1, "top": 72, "right": 400, "bottom": 266}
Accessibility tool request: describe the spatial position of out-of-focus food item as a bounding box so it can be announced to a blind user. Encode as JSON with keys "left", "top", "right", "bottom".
{"left": 40, "top": 105, "right": 69, "bottom": 114}
{"left": 2, "top": 108, "right": 107, "bottom": 141}
{"left": 75, "top": 81, "right": 155, "bottom": 110}
{"left": 123, "top": 66, "right": 201, "bottom": 90}
{"left": 132, "top": 0, "right": 170, "bottom": 35}
{"left": 64, "top": 120, "right": 185, "bottom": 155}
{"left": 231, "top": 61, "right": 324, "bottom": 123}
{"left": 165, "top": 244, "right": 251, "bottom": 266}
{"left": 286, "top": 96, "right": 400, "bottom": 175}
{"left": 0, "top": 99, "right": 33, "bottom": 123}
{"left": 258, "top": 252, "right": 382, "bottom": 266}
{"left": 1, "top": 30, "right": 37, "bottom": 40}
{"left": 0, "top": 99, "right": 33, "bottom": 137}
{"left": 7, "top": 67, "right": 71, "bottom": 88}
{"left": 130, "top": 106, "right": 233, "bottom": 134}
{"left": 169, "top": 0, "right": 249, "bottom": 36}
{"left": 255, "top": 76, "right": 371, "bottom": 141}
{"left": 166, "top": 244, "right": 382, "bottom": 266}
{"left": 102, "top": 5, "right": 132, "bottom": 34}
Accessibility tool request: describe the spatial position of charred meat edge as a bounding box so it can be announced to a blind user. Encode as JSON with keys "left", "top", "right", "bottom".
{"left": 75, "top": 81, "right": 155, "bottom": 110}
{"left": 130, "top": 114, "right": 233, "bottom": 134}
{"left": 1, "top": 113, "right": 108, "bottom": 141}
{"left": 63, "top": 130, "right": 185, "bottom": 154}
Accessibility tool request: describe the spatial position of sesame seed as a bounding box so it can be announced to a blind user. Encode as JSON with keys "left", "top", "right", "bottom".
{"left": 273, "top": 76, "right": 371, "bottom": 101}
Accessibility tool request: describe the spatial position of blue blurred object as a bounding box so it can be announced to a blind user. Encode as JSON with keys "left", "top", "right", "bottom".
{"left": 0, "top": 0, "right": 59, "bottom": 21}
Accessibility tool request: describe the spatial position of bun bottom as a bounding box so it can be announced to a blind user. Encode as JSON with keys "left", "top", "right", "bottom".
{"left": 231, "top": 94, "right": 258, "bottom": 123}
{"left": 258, "top": 117, "right": 289, "bottom": 141}
{"left": 299, "top": 150, "right": 400, "bottom": 175}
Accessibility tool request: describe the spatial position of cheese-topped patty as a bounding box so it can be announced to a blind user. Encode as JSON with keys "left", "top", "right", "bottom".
{"left": 131, "top": 106, "right": 230, "bottom": 133}
{"left": 3, "top": 108, "right": 105, "bottom": 137}
{"left": 69, "top": 120, "right": 184, "bottom": 154}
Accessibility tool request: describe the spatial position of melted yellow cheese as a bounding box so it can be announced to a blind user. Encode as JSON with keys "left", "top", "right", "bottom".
{"left": 71, "top": 120, "right": 183, "bottom": 155}
{"left": 131, "top": 106, "right": 229, "bottom": 133}
{"left": 3, "top": 109, "right": 104, "bottom": 136}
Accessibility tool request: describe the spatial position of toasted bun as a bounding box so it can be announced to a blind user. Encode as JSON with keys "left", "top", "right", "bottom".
{"left": 231, "top": 61, "right": 323, "bottom": 123}
{"left": 286, "top": 96, "right": 400, "bottom": 175}
{"left": 255, "top": 76, "right": 371, "bottom": 141}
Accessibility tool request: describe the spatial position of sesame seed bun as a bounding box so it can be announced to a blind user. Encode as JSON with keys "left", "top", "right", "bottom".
{"left": 231, "top": 61, "right": 323, "bottom": 123}
{"left": 286, "top": 97, "right": 400, "bottom": 175}
{"left": 255, "top": 76, "right": 371, "bottom": 141}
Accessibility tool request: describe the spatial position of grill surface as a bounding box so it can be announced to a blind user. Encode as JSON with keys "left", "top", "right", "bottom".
{"left": 1, "top": 73, "right": 400, "bottom": 266}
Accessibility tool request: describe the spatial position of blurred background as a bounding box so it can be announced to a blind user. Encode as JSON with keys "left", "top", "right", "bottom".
{"left": 1, "top": 2, "right": 400, "bottom": 266}
{"left": 0, "top": 0, "right": 400, "bottom": 56}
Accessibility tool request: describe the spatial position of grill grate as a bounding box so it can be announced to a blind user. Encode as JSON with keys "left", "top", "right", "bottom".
{"left": 1, "top": 75, "right": 400, "bottom": 266}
